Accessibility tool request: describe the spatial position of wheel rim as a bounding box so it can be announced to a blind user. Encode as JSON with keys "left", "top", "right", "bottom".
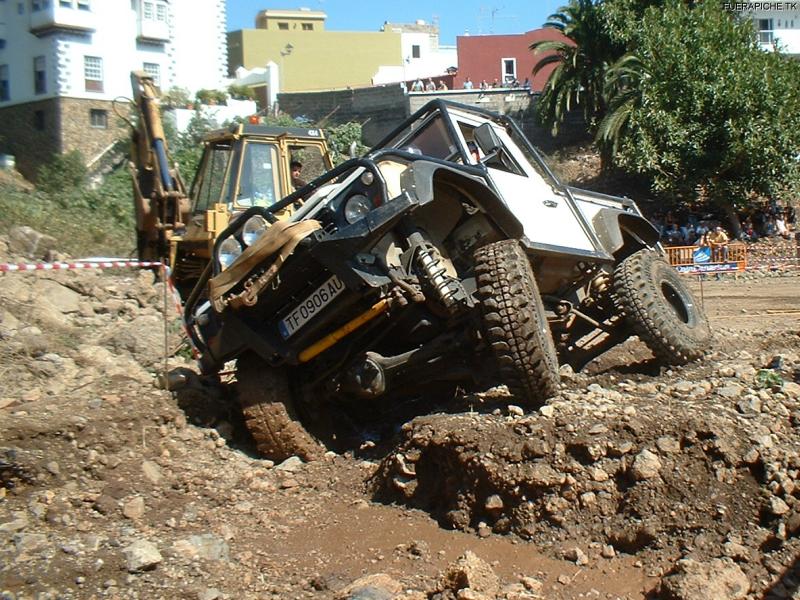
{"left": 660, "top": 280, "right": 692, "bottom": 324}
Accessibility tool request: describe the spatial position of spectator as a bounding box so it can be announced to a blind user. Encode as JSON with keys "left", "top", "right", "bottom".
{"left": 437, "top": 80, "right": 449, "bottom": 91}
{"left": 492, "top": 78, "right": 500, "bottom": 88}
{"left": 706, "top": 226, "right": 730, "bottom": 260}
{"left": 425, "top": 79, "right": 436, "bottom": 91}
{"left": 463, "top": 77, "right": 474, "bottom": 90}
{"left": 480, "top": 79, "right": 488, "bottom": 90}
{"left": 411, "top": 78, "right": 424, "bottom": 92}
{"left": 522, "top": 77, "right": 531, "bottom": 90}
{"left": 664, "top": 223, "right": 683, "bottom": 246}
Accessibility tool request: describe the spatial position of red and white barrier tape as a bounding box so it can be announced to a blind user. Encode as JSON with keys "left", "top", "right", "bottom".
{"left": 0, "top": 257, "right": 200, "bottom": 358}
{"left": 0, "top": 260, "right": 163, "bottom": 272}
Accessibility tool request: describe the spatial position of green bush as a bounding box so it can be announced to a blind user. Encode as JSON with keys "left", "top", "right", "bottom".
{"left": 36, "top": 150, "right": 87, "bottom": 194}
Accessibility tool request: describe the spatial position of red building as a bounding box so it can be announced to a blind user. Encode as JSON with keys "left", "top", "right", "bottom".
{"left": 454, "top": 29, "right": 574, "bottom": 91}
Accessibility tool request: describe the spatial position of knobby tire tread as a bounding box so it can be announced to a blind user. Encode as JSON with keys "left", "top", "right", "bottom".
{"left": 474, "top": 240, "right": 559, "bottom": 406}
{"left": 237, "top": 353, "right": 323, "bottom": 462}
{"left": 613, "top": 249, "right": 711, "bottom": 365}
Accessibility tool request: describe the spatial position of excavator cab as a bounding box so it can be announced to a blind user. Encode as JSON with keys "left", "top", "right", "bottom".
{"left": 128, "top": 70, "right": 333, "bottom": 296}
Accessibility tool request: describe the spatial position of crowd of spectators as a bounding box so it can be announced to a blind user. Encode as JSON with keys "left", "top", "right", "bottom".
{"left": 651, "top": 202, "right": 796, "bottom": 248}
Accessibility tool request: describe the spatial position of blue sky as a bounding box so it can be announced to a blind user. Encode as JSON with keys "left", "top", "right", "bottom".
{"left": 226, "top": 1, "right": 564, "bottom": 44}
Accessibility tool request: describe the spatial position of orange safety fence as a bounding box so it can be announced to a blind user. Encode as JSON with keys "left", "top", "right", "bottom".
{"left": 665, "top": 242, "right": 747, "bottom": 274}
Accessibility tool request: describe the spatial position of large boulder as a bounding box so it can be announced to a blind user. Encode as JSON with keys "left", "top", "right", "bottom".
{"left": 659, "top": 558, "right": 750, "bottom": 600}
{"left": 7, "top": 226, "right": 57, "bottom": 260}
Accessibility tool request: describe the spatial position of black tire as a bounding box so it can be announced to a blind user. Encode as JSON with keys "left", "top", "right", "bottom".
{"left": 236, "top": 353, "right": 323, "bottom": 461}
{"left": 614, "top": 249, "right": 711, "bottom": 365}
{"left": 474, "top": 240, "right": 560, "bottom": 405}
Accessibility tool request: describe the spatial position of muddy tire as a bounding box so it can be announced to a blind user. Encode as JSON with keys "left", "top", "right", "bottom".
{"left": 236, "top": 353, "right": 323, "bottom": 461}
{"left": 614, "top": 249, "right": 711, "bottom": 365}
{"left": 474, "top": 240, "right": 559, "bottom": 405}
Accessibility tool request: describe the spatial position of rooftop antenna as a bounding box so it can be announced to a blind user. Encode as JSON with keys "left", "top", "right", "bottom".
{"left": 477, "top": 5, "right": 516, "bottom": 34}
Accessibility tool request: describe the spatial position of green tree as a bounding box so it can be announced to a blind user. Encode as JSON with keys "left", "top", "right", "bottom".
{"left": 605, "top": 1, "right": 800, "bottom": 230}
{"left": 530, "top": 0, "right": 622, "bottom": 135}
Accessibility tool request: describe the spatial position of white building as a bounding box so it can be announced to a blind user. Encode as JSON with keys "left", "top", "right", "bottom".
{"left": 373, "top": 20, "right": 458, "bottom": 86}
{"left": 0, "top": 0, "right": 227, "bottom": 179}
{"left": 742, "top": 5, "right": 800, "bottom": 55}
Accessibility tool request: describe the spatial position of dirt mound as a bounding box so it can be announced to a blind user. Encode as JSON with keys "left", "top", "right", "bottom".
{"left": 376, "top": 328, "right": 800, "bottom": 597}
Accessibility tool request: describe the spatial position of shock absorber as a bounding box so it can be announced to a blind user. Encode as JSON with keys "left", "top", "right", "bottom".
{"left": 416, "top": 243, "right": 458, "bottom": 308}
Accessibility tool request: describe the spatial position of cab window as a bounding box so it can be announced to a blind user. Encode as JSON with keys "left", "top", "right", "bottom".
{"left": 236, "top": 142, "right": 281, "bottom": 208}
{"left": 288, "top": 144, "right": 327, "bottom": 189}
{"left": 192, "top": 142, "right": 232, "bottom": 213}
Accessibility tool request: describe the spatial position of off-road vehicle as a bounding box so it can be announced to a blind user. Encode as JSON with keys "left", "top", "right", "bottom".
{"left": 184, "top": 100, "right": 710, "bottom": 460}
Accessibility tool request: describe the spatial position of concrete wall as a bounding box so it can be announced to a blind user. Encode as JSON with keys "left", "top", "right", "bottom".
{"left": 278, "top": 86, "right": 590, "bottom": 151}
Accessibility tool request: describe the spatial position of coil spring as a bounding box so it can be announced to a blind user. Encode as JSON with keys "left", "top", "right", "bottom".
{"left": 416, "top": 245, "right": 457, "bottom": 306}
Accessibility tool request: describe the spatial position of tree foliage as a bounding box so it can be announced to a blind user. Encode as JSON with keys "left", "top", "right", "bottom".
{"left": 531, "top": 0, "right": 622, "bottom": 134}
{"left": 605, "top": 1, "right": 800, "bottom": 213}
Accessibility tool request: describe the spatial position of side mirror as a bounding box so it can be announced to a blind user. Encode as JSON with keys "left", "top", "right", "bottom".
{"left": 474, "top": 122, "right": 502, "bottom": 154}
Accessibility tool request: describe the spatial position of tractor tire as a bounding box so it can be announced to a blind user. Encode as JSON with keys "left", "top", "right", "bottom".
{"left": 614, "top": 249, "right": 711, "bottom": 365}
{"left": 474, "top": 239, "right": 560, "bottom": 406}
{"left": 236, "top": 353, "right": 323, "bottom": 462}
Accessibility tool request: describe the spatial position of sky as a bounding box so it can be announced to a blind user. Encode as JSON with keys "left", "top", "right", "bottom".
{"left": 226, "top": 1, "right": 564, "bottom": 44}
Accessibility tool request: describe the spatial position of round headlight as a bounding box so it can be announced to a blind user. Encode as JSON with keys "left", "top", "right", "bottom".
{"left": 242, "top": 215, "right": 268, "bottom": 246}
{"left": 218, "top": 237, "right": 243, "bottom": 270}
{"left": 344, "top": 194, "right": 371, "bottom": 224}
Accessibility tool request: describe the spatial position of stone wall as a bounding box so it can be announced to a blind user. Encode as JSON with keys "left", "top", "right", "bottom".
{"left": 0, "top": 99, "right": 61, "bottom": 180}
{"left": 59, "top": 98, "right": 130, "bottom": 166}
{"left": 278, "top": 86, "right": 589, "bottom": 152}
{"left": 0, "top": 98, "right": 130, "bottom": 181}
{"left": 278, "top": 85, "right": 409, "bottom": 146}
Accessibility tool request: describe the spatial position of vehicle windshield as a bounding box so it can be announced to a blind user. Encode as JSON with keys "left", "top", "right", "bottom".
{"left": 381, "top": 111, "right": 463, "bottom": 161}
{"left": 235, "top": 141, "right": 281, "bottom": 208}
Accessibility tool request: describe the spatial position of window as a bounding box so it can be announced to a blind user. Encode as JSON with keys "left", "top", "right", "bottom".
{"left": 89, "top": 108, "right": 107, "bottom": 128}
{"left": 143, "top": 62, "right": 160, "bottom": 86}
{"left": 84, "top": 55, "right": 102, "bottom": 92}
{"left": 31, "top": 0, "right": 41, "bottom": 11}
{"left": 0, "top": 40, "right": 6, "bottom": 49}
{"left": 17, "top": 2, "right": 23, "bottom": 14}
{"left": 33, "top": 56, "right": 46, "bottom": 94}
{"left": 502, "top": 58, "right": 517, "bottom": 85}
{"left": 194, "top": 142, "right": 232, "bottom": 212}
{"left": 33, "top": 110, "right": 45, "bottom": 131}
{"left": 0, "top": 65, "right": 9, "bottom": 102}
{"left": 757, "top": 18, "right": 774, "bottom": 44}
{"left": 277, "top": 22, "right": 288, "bottom": 30}
{"left": 76, "top": 0, "right": 88, "bottom": 9}
{"left": 411, "top": 44, "right": 421, "bottom": 59}
{"left": 301, "top": 22, "right": 313, "bottom": 31}
{"left": 59, "top": 0, "right": 71, "bottom": 7}
{"left": 237, "top": 142, "right": 280, "bottom": 208}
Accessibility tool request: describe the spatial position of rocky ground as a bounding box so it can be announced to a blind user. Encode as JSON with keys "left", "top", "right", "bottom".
{"left": 1, "top": 230, "right": 800, "bottom": 600}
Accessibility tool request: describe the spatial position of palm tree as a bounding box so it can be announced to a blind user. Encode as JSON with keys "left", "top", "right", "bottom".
{"left": 530, "top": 0, "right": 622, "bottom": 135}
{"left": 596, "top": 52, "right": 648, "bottom": 155}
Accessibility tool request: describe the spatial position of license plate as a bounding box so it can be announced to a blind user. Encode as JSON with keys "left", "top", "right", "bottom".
{"left": 278, "top": 275, "right": 345, "bottom": 339}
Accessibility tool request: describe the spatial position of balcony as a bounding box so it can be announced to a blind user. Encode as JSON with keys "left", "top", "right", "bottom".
{"left": 29, "top": 5, "right": 96, "bottom": 36}
{"left": 137, "top": 18, "right": 170, "bottom": 43}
